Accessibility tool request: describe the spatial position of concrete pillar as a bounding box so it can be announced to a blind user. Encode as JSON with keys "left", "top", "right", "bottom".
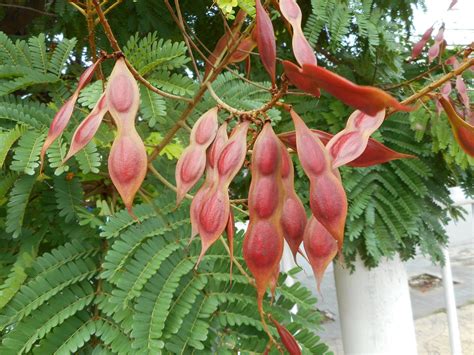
{"left": 334, "top": 255, "right": 417, "bottom": 355}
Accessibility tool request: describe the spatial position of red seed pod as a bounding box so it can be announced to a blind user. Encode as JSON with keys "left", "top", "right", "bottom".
{"left": 175, "top": 107, "right": 219, "bottom": 205}
{"left": 40, "top": 58, "right": 103, "bottom": 168}
{"left": 243, "top": 220, "right": 283, "bottom": 312}
{"left": 448, "top": 0, "right": 457, "bottom": 10}
{"left": 282, "top": 59, "right": 321, "bottom": 98}
{"left": 283, "top": 61, "right": 413, "bottom": 116}
{"left": 269, "top": 315, "right": 302, "bottom": 355}
{"left": 279, "top": 0, "right": 317, "bottom": 67}
{"left": 255, "top": 0, "right": 276, "bottom": 86}
{"left": 303, "top": 216, "right": 338, "bottom": 292}
{"left": 291, "top": 110, "right": 347, "bottom": 249}
{"left": 326, "top": 109, "right": 385, "bottom": 168}
{"left": 438, "top": 96, "right": 474, "bottom": 157}
{"left": 64, "top": 93, "right": 108, "bottom": 162}
{"left": 428, "top": 25, "right": 445, "bottom": 63}
{"left": 244, "top": 123, "right": 285, "bottom": 312}
{"left": 278, "top": 129, "right": 415, "bottom": 167}
{"left": 105, "top": 58, "right": 147, "bottom": 214}
{"left": 227, "top": 35, "right": 257, "bottom": 64}
{"left": 280, "top": 143, "right": 307, "bottom": 260}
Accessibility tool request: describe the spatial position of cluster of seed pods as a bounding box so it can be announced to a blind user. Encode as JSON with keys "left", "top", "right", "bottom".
{"left": 41, "top": 57, "right": 147, "bottom": 215}
{"left": 175, "top": 107, "right": 219, "bottom": 205}
{"left": 181, "top": 117, "right": 250, "bottom": 265}
{"left": 243, "top": 123, "right": 285, "bottom": 314}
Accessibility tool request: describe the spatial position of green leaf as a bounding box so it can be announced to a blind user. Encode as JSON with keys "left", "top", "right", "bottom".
{"left": 5, "top": 175, "right": 36, "bottom": 238}
{"left": 54, "top": 175, "right": 84, "bottom": 223}
{"left": 10, "top": 129, "right": 46, "bottom": 175}
{"left": 74, "top": 141, "right": 101, "bottom": 174}
{"left": 0, "top": 125, "right": 27, "bottom": 168}
{"left": 139, "top": 84, "right": 166, "bottom": 127}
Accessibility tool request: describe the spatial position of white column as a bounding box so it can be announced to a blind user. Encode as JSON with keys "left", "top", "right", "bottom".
{"left": 334, "top": 255, "right": 417, "bottom": 355}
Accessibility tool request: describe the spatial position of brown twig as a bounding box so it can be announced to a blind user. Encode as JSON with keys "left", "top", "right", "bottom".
{"left": 0, "top": 3, "right": 56, "bottom": 16}
{"left": 219, "top": 237, "right": 254, "bottom": 285}
{"left": 383, "top": 45, "right": 471, "bottom": 91}
{"left": 388, "top": 56, "right": 474, "bottom": 116}
{"left": 172, "top": 0, "right": 201, "bottom": 81}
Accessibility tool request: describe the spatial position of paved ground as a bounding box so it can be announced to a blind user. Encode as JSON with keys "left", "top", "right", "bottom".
{"left": 289, "top": 191, "right": 473, "bottom": 354}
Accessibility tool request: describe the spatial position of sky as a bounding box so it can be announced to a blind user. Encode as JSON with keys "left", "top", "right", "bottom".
{"left": 411, "top": 0, "right": 473, "bottom": 46}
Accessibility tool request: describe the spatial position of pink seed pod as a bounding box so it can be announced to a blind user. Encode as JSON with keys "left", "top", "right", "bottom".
{"left": 303, "top": 216, "right": 338, "bottom": 292}
{"left": 280, "top": 143, "right": 307, "bottom": 260}
{"left": 108, "top": 131, "right": 147, "bottom": 215}
{"left": 105, "top": 58, "right": 147, "bottom": 214}
{"left": 63, "top": 93, "right": 108, "bottom": 162}
{"left": 196, "top": 187, "right": 230, "bottom": 265}
{"left": 309, "top": 172, "right": 347, "bottom": 250}
{"left": 411, "top": 25, "right": 434, "bottom": 59}
{"left": 195, "top": 121, "right": 249, "bottom": 265}
{"left": 40, "top": 58, "right": 103, "bottom": 169}
{"left": 446, "top": 55, "right": 460, "bottom": 69}
{"left": 255, "top": 0, "right": 277, "bottom": 86}
{"left": 279, "top": 0, "right": 317, "bottom": 67}
{"left": 428, "top": 25, "right": 445, "bottom": 63}
{"left": 440, "top": 82, "right": 452, "bottom": 98}
{"left": 216, "top": 121, "right": 250, "bottom": 181}
{"left": 291, "top": 110, "right": 329, "bottom": 176}
{"left": 291, "top": 109, "right": 347, "bottom": 249}
{"left": 175, "top": 107, "right": 219, "bottom": 205}
{"left": 326, "top": 109, "right": 385, "bottom": 168}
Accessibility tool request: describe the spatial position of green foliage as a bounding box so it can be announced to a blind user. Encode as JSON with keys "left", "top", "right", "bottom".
{"left": 0, "top": 32, "right": 78, "bottom": 95}
{"left": 0, "top": 194, "right": 329, "bottom": 354}
{"left": 1, "top": 1, "right": 473, "bottom": 352}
